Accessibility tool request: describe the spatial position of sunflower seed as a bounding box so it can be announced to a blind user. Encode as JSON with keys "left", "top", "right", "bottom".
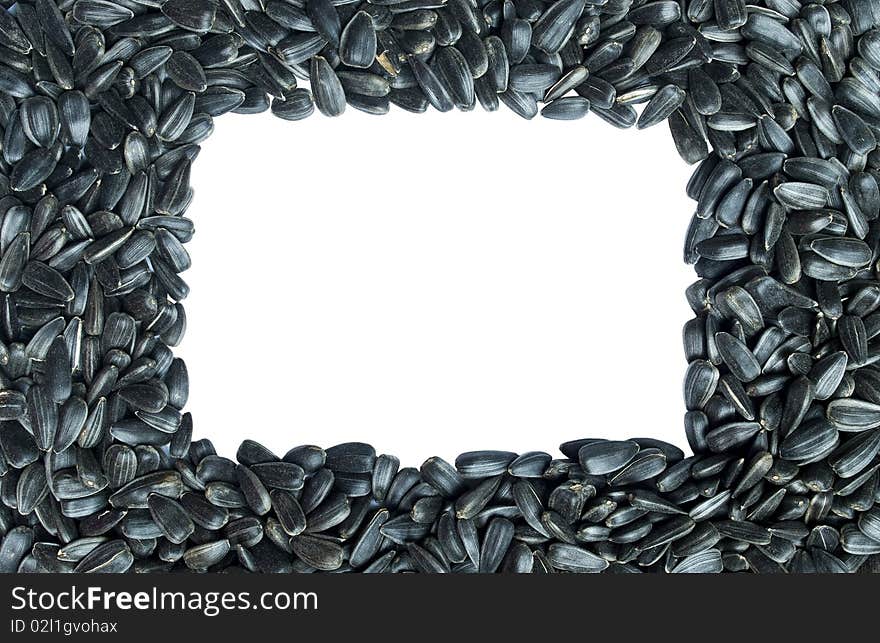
{"left": 547, "top": 543, "right": 608, "bottom": 573}
{"left": 291, "top": 534, "right": 343, "bottom": 570}
{"left": 147, "top": 493, "right": 194, "bottom": 544}
{"left": 670, "top": 548, "right": 723, "bottom": 572}
{"left": 637, "top": 84, "right": 685, "bottom": 129}
{"left": 183, "top": 539, "right": 229, "bottom": 570}
{"left": 531, "top": 0, "right": 584, "bottom": 55}
{"left": 339, "top": 12, "right": 376, "bottom": 69}
{"left": 161, "top": 0, "right": 216, "bottom": 33}
{"left": 165, "top": 51, "right": 206, "bottom": 93}
{"left": 74, "top": 539, "right": 133, "bottom": 573}
{"left": 577, "top": 441, "right": 640, "bottom": 475}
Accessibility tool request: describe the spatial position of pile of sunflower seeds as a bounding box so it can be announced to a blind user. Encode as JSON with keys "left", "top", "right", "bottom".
{"left": 1, "top": 0, "right": 880, "bottom": 574}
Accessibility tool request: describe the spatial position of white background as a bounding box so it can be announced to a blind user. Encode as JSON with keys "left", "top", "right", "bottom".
{"left": 179, "top": 108, "right": 696, "bottom": 465}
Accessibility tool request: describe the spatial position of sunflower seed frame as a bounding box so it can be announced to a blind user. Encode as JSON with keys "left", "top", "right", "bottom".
{"left": 1, "top": 0, "right": 880, "bottom": 574}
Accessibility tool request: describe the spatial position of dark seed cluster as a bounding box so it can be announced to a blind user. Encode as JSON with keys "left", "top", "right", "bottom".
{"left": 0, "top": 0, "right": 880, "bottom": 574}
